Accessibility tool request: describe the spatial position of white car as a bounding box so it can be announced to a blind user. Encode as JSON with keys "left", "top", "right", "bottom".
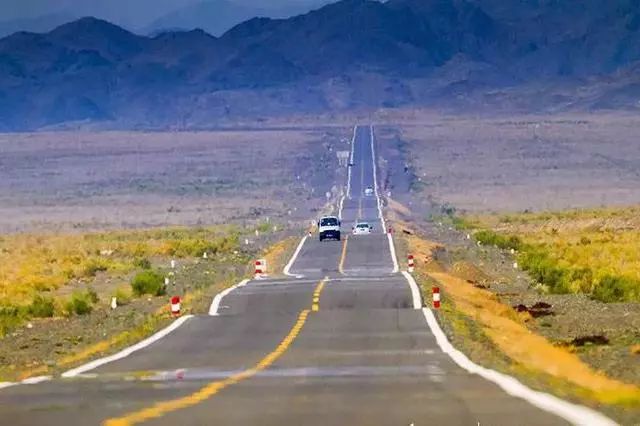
{"left": 352, "top": 222, "right": 373, "bottom": 235}
{"left": 364, "top": 186, "right": 374, "bottom": 196}
{"left": 318, "top": 216, "right": 341, "bottom": 241}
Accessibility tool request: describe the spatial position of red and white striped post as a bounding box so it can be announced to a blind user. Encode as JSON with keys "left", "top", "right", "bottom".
{"left": 432, "top": 287, "right": 441, "bottom": 309}
{"left": 407, "top": 254, "right": 415, "bottom": 273}
{"left": 170, "top": 296, "right": 181, "bottom": 317}
{"left": 255, "top": 259, "right": 267, "bottom": 279}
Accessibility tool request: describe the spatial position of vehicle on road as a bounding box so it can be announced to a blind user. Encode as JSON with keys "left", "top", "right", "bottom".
{"left": 318, "top": 216, "right": 341, "bottom": 241}
{"left": 352, "top": 222, "right": 372, "bottom": 235}
{"left": 364, "top": 186, "right": 374, "bottom": 196}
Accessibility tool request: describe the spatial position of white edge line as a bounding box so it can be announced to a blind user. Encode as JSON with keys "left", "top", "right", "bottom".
{"left": 61, "top": 314, "right": 194, "bottom": 378}
{"left": 346, "top": 125, "right": 356, "bottom": 199}
{"left": 0, "top": 382, "right": 17, "bottom": 390}
{"left": 401, "top": 271, "right": 422, "bottom": 309}
{"left": 283, "top": 235, "right": 308, "bottom": 277}
{"left": 370, "top": 125, "right": 398, "bottom": 273}
{"left": 21, "top": 375, "right": 51, "bottom": 385}
{"left": 208, "top": 279, "right": 250, "bottom": 316}
{"left": 421, "top": 308, "right": 617, "bottom": 426}
{"left": 369, "top": 125, "right": 386, "bottom": 232}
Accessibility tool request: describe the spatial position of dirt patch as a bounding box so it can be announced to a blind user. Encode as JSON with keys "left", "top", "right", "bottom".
{"left": 513, "top": 301, "right": 555, "bottom": 318}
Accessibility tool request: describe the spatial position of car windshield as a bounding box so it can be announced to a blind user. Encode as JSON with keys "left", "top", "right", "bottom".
{"left": 357, "top": 224, "right": 369, "bottom": 228}
{"left": 320, "top": 218, "right": 338, "bottom": 226}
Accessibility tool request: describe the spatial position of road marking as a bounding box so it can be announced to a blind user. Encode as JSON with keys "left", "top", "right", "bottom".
{"left": 338, "top": 236, "right": 349, "bottom": 275}
{"left": 369, "top": 125, "right": 386, "bottom": 231}
{"left": 387, "top": 233, "right": 399, "bottom": 273}
{"left": 208, "top": 279, "right": 250, "bottom": 315}
{"left": 401, "top": 271, "right": 422, "bottom": 309}
{"left": 346, "top": 125, "right": 357, "bottom": 199}
{"left": 283, "top": 235, "right": 308, "bottom": 277}
{"left": 421, "top": 308, "right": 617, "bottom": 426}
{"left": 103, "top": 309, "right": 312, "bottom": 426}
{"left": 311, "top": 278, "right": 328, "bottom": 312}
{"left": 369, "top": 125, "right": 399, "bottom": 273}
{"left": 62, "top": 315, "right": 195, "bottom": 378}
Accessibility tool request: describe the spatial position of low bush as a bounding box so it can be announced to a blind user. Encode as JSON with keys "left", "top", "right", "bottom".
{"left": 65, "top": 290, "right": 95, "bottom": 316}
{"left": 592, "top": 275, "right": 640, "bottom": 303}
{"left": 131, "top": 270, "right": 165, "bottom": 296}
{"left": 518, "top": 249, "right": 572, "bottom": 294}
{"left": 133, "top": 257, "right": 151, "bottom": 270}
{"left": 28, "top": 295, "right": 56, "bottom": 318}
{"left": 112, "top": 286, "right": 132, "bottom": 306}
{"left": 474, "top": 230, "right": 523, "bottom": 251}
{"left": 0, "top": 305, "right": 24, "bottom": 336}
{"left": 81, "top": 258, "right": 109, "bottom": 278}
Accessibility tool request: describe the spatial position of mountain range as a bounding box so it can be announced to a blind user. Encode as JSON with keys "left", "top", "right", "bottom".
{"left": 1, "top": 0, "right": 639, "bottom": 130}
{"left": 146, "top": 0, "right": 332, "bottom": 36}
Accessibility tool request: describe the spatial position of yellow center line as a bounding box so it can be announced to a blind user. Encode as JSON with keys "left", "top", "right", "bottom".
{"left": 311, "top": 277, "right": 327, "bottom": 312}
{"left": 103, "top": 278, "right": 328, "bottom": 426}
{"left": 338, "top": 236, "right": 349, "bottom": 275}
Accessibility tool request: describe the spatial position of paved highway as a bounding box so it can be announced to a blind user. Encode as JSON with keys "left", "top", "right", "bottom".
{"left": 0, "top": 126, "right": 606, "bottom": 425}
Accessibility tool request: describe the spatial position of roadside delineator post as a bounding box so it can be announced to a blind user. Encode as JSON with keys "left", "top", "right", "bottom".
{"left": 408, "top": 254, "right": 415, "bottom": 273}
{"left": 388, "top": 226, "right": 393, "bottom": 234}
{"left": 432, "top": 287, "right": 441, "bottom": 309}
{"left": 255, "top": 259, "right": 267, "bottom": 279}
{"left": 170, "top": 296, "right": 181, "bottom": 317}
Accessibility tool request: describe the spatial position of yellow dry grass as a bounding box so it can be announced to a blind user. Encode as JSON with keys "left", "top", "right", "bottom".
{"left": 261, "top": 237, "right": 298, "bottom": 278}
{"left": 469, "top": 206, "right": 640, "bottom": 300}
{"left": 404, "top": 234, "right": 640, "bottom": 406}
{"left": 0, "top": 226, "right": 237, "bottom": 307}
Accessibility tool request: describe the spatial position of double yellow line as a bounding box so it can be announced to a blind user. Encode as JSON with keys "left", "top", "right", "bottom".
{"left": 104, "top": 277, "right": 329, "bottom": 426}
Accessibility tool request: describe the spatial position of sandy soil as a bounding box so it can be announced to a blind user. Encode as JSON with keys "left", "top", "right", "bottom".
{"left": 388, "top": 112, "right": 640, "bottom": 212}
{"left": 0, "top": 128, "right": 348, "bottom": 232}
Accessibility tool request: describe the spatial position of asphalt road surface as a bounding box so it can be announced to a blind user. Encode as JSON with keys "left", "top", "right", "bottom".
{"left": 0, "top": 126, "right": 583, "bottom": 425}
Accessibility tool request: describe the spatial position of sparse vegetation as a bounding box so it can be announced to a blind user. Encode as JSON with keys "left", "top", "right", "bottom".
{"left": 466, "top": 206, "right": 640, "bottom": 302}
{"left": 133, "top": 257, "right": 152, "bottom": 270}
{"left": 65, "top": 290, "right": 96, "bottom": 316}
{"left": 28, "top": 295, "right": 56, "bottom": 318}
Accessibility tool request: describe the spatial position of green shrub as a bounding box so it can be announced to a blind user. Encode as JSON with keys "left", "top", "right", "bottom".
{"left": 518, "top": 248, "right": 570, "bottom": 294}
{"left": 451, "top": 217, "right": 472, "bottom": 231}
{"left": 474, "top": 230, "right": 522, "bottom": 251}
{"left": 256, "top": 222, "right": 271, "bottom": 233}
{"left": 112, "top": 287, "right": 132, "bottom": 306}
{"left": 28, "top": 295, "right": 56, "bottom": 318}
{"left": 133, "top": 257, "right": 151, "bottom": 270}
{"left": 0, "top": 305, "right": 24, "bottom": 336}
{"left": 131, "top": 270, "right": 165, "bottom": 296}
{"left": 592, "top": 275, "right": 639, "bottom": 303}
{"left": 65, "top": 290, "right": 94, "bottom": 315}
